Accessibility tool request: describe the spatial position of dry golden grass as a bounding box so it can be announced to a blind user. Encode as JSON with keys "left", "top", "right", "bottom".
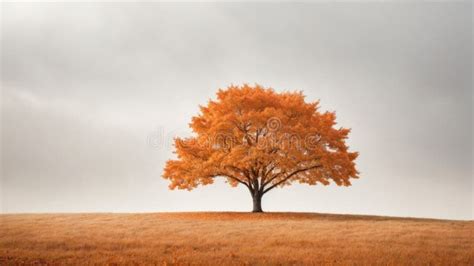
{"left": 1, "top": 212, "right": 473, "bottom": 265}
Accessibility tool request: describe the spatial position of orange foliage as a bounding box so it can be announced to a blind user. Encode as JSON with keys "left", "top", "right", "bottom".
{"left": 163, "top": 84, "right": 359, "bottom": 211}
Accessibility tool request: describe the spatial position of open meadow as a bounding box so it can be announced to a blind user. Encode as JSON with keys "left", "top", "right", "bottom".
{"left": 1, "top": 212, "right": 473, "bottom": 265}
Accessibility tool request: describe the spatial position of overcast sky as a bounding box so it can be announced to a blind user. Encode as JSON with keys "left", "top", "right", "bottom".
{"left": 1, "top": 2, "right": 472, "bottom": 220}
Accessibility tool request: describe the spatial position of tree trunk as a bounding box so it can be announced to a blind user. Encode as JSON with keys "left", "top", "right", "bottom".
{"left": 252, "top": 193, "right": 263, "bottom": 212}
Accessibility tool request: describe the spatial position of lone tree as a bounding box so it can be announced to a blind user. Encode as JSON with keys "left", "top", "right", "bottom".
{"left": 163, "top": 84, "right": 359, "bottom": 212}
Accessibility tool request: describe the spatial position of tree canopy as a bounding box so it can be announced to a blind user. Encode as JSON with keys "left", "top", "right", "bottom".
{"left": 163, "top": 84, "right": 359, "bottom": 212}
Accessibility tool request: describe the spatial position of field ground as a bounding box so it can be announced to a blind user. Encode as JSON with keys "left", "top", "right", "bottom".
{"left": 0, "top": 212, "right": 473, "bottom": 265}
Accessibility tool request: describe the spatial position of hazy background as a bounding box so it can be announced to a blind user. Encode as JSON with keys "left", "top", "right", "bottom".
{"left": 1, "top": 2, "right": 472, "bottom": 220}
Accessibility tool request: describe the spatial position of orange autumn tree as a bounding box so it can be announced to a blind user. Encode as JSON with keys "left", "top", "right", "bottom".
{"left": 163, "top": 84, "right": 359, "bottom": 212}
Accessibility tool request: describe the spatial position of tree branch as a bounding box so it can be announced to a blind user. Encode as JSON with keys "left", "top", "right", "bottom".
{"left": 261, "top": 171, "right": 284, "bottom": 190}
{"left": 262, "top": 164, "right": 322, "bottom": 194}
{"left": 214, "top": 172, "right": 250, "bottom": 189}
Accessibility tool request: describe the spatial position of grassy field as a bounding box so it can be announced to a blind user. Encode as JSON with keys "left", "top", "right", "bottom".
{"left": 0, "top": 212, "right": 472, "bottom": 265}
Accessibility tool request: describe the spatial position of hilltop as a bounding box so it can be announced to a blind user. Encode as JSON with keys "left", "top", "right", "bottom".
{"left": 1, "top": 212, "right": 473, "bottom": 265}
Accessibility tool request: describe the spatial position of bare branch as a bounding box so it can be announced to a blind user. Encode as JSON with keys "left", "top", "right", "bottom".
{"left": 262, "top": 164, "right": 322, "bottom": 194}
{"left": 214, "top": 172, "right": 251, "bottom": 189}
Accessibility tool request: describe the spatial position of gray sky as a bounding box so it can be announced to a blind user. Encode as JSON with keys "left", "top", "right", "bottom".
{"left": 1, "top": 2, "right": 472, "bottom": 220}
